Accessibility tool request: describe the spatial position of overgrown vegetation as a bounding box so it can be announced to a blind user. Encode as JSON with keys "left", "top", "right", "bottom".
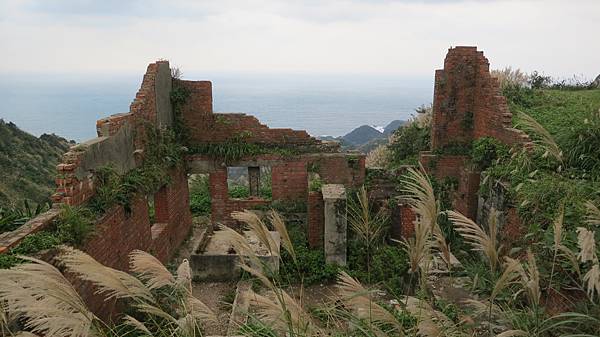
{"left": 189, "top": 135, "right": 300, "bottom": 163}
{"left": 189, "top": 174, "right": 211, "bottom": 216}
{"left": 387, "top": 105, "right": 431, "bottom": 167}
{"left": 0, "top": 200, "right": 49, "bottom": 233}
{"left": 0, "top": 126, "right": 184, "bottom": 269}
{"left": 0, "top": 120, "right": 73, "bottom": 207}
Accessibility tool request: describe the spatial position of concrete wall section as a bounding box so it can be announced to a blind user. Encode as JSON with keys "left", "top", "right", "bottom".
{"left": 322, "top": 184, "right": 347, "bottom": 266}
{"left": 155, "top": 62, "right": 174, "bottom": 128}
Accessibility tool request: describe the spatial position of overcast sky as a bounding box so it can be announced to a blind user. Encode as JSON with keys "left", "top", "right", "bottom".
{"left": 0, "top": 0, "right": 598, "bottom": 78}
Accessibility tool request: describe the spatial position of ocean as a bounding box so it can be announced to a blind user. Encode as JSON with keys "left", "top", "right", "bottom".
{"left": 0, "top": 72, "right": 433, "bottom": 142}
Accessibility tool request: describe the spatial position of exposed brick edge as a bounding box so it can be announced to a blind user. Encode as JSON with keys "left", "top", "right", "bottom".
{"left": 0, "top": 207, "right": 62, "bottom": 254}
{"left": 52, "top": 61, "right": 165, "bottom": 206}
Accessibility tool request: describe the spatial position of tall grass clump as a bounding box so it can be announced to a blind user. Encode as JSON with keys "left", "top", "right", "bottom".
{"left": 0, "top": 247, "right": 215, "bottom": 337}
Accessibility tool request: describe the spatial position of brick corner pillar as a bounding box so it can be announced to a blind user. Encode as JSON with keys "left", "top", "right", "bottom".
{"left": 391, "top": 201, "right": 416, "bottom": 240}
{"left": 322, "top": 184, "right": 347, "bottom": 266}
{"left": 307, "top": 191, "right": 324, "bottom": 249}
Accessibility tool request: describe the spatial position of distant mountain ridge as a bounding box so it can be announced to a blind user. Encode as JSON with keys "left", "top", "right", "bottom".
{"left": 318, "top": 119, "right": 405, "bottom": 152}
{"left": 0, "top": 120, "right": 74, "bottom": 207}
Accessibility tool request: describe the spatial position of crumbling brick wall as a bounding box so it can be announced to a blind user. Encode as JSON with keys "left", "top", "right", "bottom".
{"left": 431, "top": 46, "right": 530, "bottom": 149}
{"left": 0, "top": 61, "right": 194, "bottom": 317}
{"left": 189, "top": 153, "right": 365, "bottom": 226}
{"left": 179, "top": 80, "right": 319, "bottom": 147}
{"left": 421, "top": 46, "right": 532, "bottom": 220}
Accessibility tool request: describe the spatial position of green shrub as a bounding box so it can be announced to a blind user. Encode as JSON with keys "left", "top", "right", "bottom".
{"left": 388, "top": 121, "right": 431, "bottom": 166}
{"left": 279, "top": 223, "right": 339, "bottom": 285}
{"left": 228, "top": 184, "right": 250, "bottom": 199}
{"left": 471, "top": 137, "right": 510, "bottom": 170}
{"left": 189, "top": 175, "right": 211, "bottom": 216}
{"left": 56, "top": 205, "right": 94, "bottom": 245}
{"left": 347, "top": 241, "right": 410, "bottom": 295}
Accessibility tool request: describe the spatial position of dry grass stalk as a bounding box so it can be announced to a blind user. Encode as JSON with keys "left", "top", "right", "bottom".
{"left": 122, "top": 314, "right": 152, "bottom": 335}
{"left": 401, "top": 165, "right": 451, "bottom": 269}
{"left": 249, "top": 290, "right": 321, "bottom": 336}
{"left": 232, "top": 210, "right": 278, "bottom": 254}
{"left": 348, "top": 186, "right": 388, "bottom": 248}
{"left": 447, "top": 209, "right": 499, "bottom": 273}
{"left": 129, "top": 249, "right": 176, "bottom": 290}
{"left": 185, "top": 296, "right": 217, "bottom": 322}
{"left": 519, "top": 251, "right": 541, "bottom": 307}
{"left": 576, "top": 227, "right": 597, "bottom": 263}
{"left": 516, "top": 112, "right": 563, "bottom": 163}
{"left": 491, "top": 67, "right": 529, "bottom": 89}
{"left": 0, "top": 256, "right": 95, "bottom": 337}
{"left": 366, "top": 144, "right": 390, "bottom": 168}
{"left": 268, "top": 210, "right": 295, "bottom": 262}
{"left": 59, "top": 246, "right": 155, "bottom": 303}
{"left": 492, "top": 257, "right": 523, "bottom": 301}
{"left": 336, "top": 271, "right": 403, "bottom": 332}
{"left": 400, "top": 219, "right": 432, "bottom": 274}
{"left": 583, "top": 264, "right": 600, "bottom": 302}
{"left": 585, "top": 201, "right": 600, "bottom": 226}
{"left": 176, "top": 258, "right": 192, "bottom": 292}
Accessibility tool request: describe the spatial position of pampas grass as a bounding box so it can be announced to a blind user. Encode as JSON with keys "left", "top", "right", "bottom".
{"left": 335, "top": 271, "right": 403, "bottom": 332}
{"left": 59, "top": 246, "right": 155, "bottom": 303}
{"left": 400, "top": 165, "right": 452, "bottom": 270}
{"left": 249, "top": 290, "right": 320, "bottom": 336}
{"left": 585, "top": 200, "right": 600, "bottom": 226}
{"left": 348, "top": 186, "right": 388, "bottom": 248}
{"left": 576, "top": 227, "right": 597, "bottom": 263}
{"left": 400, "top": 219, "right": 432, "bottom": 274}
{"left": 516, "top": 112, "right": 563, "bottom": 164}
{"left": 0, "top": 255, "right": 95, "bottom": 337}
{"left": 0, "top": 246, "right": 215, "bottom": 337}
{"left": 583, "top": 264, "right": 600, "bottom": 302}
{"left": 129, "top": 249, "right": 176, "bottom": 290}
{"left": 231, "top": 210, "right": 277, "bottom": 254}
{"left": 269, "top": 210, "right": 296, "bottom": 263}
{"left": 447, "top": 209, "right": 499, "bottom": 273}
{"left": 491, "top": 67, "right": 529, "bottom": 89}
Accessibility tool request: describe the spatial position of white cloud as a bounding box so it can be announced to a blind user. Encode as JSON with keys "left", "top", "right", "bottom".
{"left": 0, "top": 0, "right": 598, "bottom": 78}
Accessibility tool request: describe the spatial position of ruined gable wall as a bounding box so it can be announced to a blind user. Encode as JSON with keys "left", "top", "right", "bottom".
{"left": 179, "top": 80, "right": 320, "bottom": 146}
{"left": 431, "top": 47, "right": 530, "bottom": 150}
{"left": 1, "top": 61, "right": 193, "bottom": 318}
{"left": 421, "top": 46, "right": 532, "bottom": 220}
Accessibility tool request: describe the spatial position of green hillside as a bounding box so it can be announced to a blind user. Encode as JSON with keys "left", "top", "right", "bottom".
{"left": 0, "top": 120, "right": 73, "bottom": 207}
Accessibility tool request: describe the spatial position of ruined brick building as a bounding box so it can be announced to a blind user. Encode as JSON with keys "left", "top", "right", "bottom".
{"left": 0, "top": 46, "right": 531, "bottom": 317}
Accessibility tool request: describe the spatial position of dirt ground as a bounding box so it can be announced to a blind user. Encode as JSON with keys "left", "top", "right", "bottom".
{"left": 192, "top": 281, "right": 236, "bottom": 336}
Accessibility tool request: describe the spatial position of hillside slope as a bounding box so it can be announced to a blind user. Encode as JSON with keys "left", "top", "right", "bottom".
{"left": 0, "top": 120, "right": 73, "bottom": 207}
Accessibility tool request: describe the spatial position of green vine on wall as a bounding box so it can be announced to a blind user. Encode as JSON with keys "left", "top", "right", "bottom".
{"left": 0, "top": 126, "right": 184, "bottom": 269}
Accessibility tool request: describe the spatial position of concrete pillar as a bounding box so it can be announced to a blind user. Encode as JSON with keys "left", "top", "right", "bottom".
{"left": 248, "top": 166, "right": 260, "bottom": 197}
{"left": 322, "top": 184, "right": 347, "bottom": 266}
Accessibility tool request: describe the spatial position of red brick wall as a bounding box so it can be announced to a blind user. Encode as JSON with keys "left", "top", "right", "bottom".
{"left": 272, "top": 161, "right": 308, "bottom": 201}
{"left": 307, "top": 191, "right": 324, "bottom": 248}
{"left": 420, "top": 47, "right": 533, "bottom": 222}
{"left": 76, "top": 166, "right": 192, "bottom": 319}
{"left": 205, "top": 154, "right": 365, "bottom": 226}
{"left": 53, "top": 61, "right": 167, "bottom": 206}
{"left": 420, "top": 153, "right": 468, "bottom": 181}
{"left": 310, "top": 155, "right": 365, "bottom": 188}
{"left": 390, "top": 202, "right": 416, "bottom": 240}
{"left": 455, "top": 168, "right": 481, "bottom": 220}
{"left": 179, "top": 79, "right": 320, "bottom": 147}
{"left": 431, "top": 47, "right": 531, "bottom": 150}
{"left": 209, "top": 167, "right": 270, "bottom": 226}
